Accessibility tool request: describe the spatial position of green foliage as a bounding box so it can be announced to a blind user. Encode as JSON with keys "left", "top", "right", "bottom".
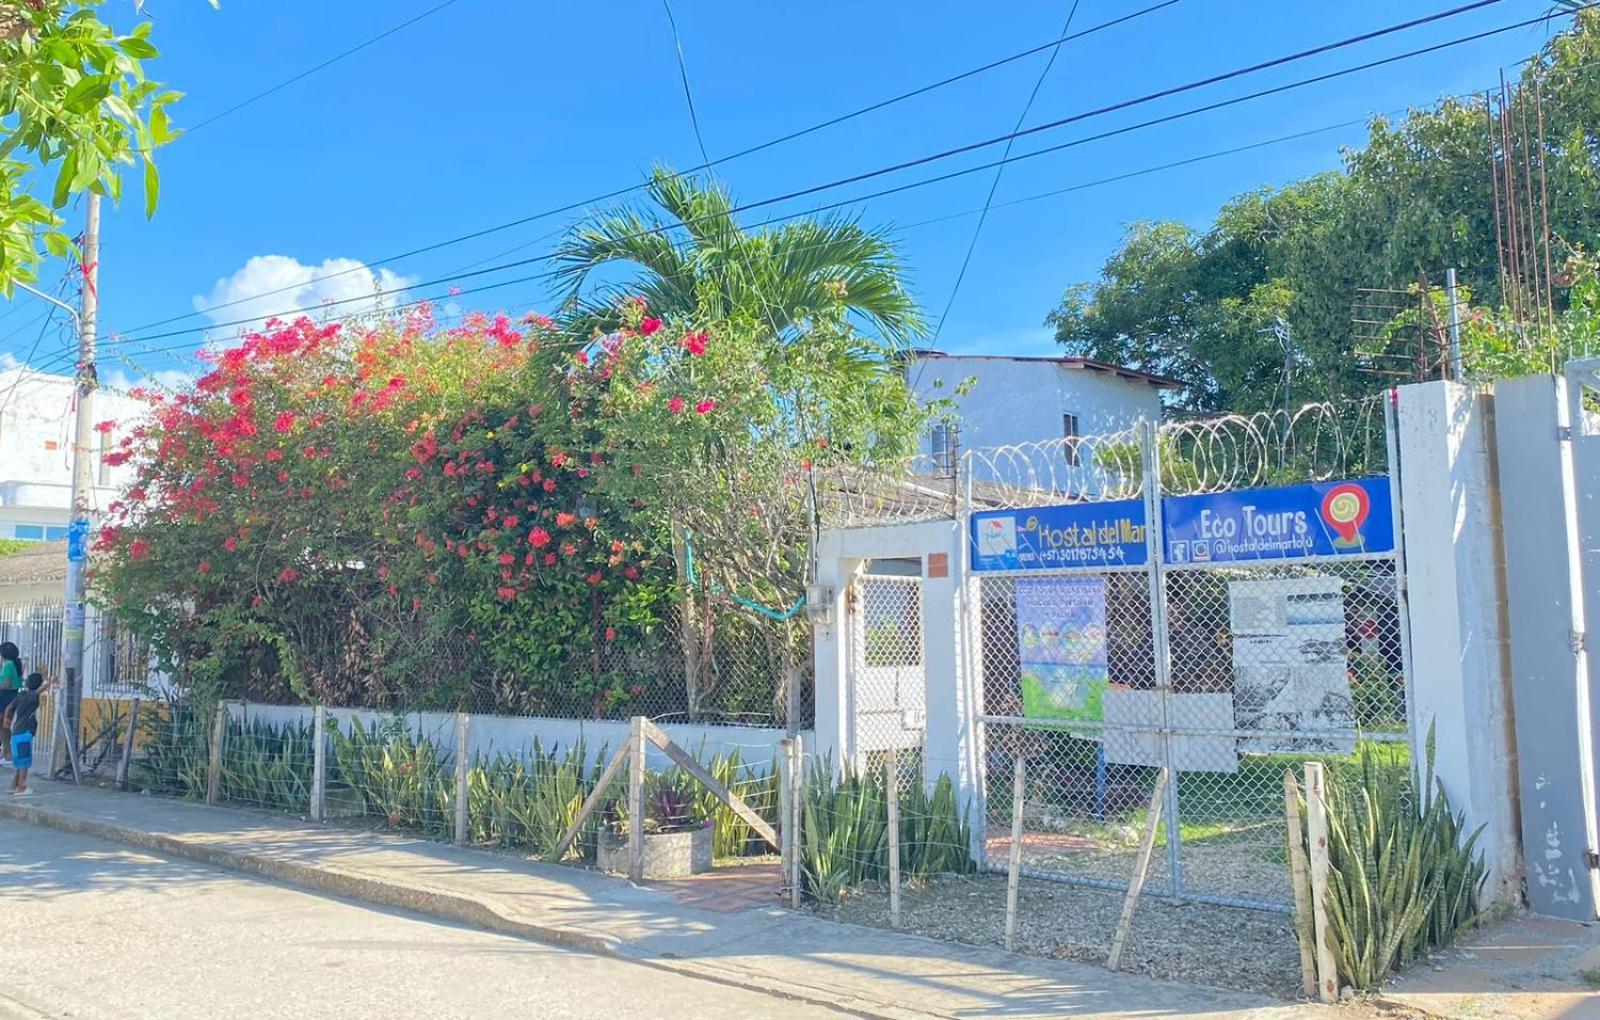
{"left": 1051, "top": 13, "right": 1600, "bottom": 408}
{"left": 0, "top": 1, "right": 190, "bottom": 294}
{"left": 137, "top": 699, "right": 208, "bottom": 799}
{"left": 467, "top": 740, "right": 601, "bottom": 856}
{"left": 663, "top": 745, "right": 779, "bottom": 858}
{"left": 0, "top": 538, "right": 34, "bottom": 557}
{"left": 801, "top": 756, "right": 974, "bottom": 904}
{"left": 220, "top": 715, "right": 314, "bottom": 813}
{"left": 330, "top": 715, "right": 454, "bottom": 837}
{"left": 1304, "top": 731, "right": 1487, "bottom": 991}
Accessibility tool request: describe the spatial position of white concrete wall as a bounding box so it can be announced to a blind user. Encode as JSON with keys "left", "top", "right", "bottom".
{"left": 0, "top": 369, "right": 147, "bottom": 531}
{"left": 231, "top": 701, "right": 797, "bottom": 773}
{"left": 910, "top": 355, "right": 1163, "bottom": 456}
{"left": 1396, "top": 381, "right": 1522, "bottom": 903}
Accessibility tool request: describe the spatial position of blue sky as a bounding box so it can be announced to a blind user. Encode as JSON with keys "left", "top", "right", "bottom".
{"left": 0, "top": 0, "right": 1567, "bottom": 386}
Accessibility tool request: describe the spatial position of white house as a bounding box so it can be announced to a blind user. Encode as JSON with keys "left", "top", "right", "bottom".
{"left": 0, "top": 368, "right": 145, "bottom": 541}
{"left": 904, "top": 351, "right": 1178, "bottom": 486}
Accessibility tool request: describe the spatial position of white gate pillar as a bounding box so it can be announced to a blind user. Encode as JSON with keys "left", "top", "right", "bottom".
{"left": 1396, "top": 380, "right": 1522, "bottom": 903}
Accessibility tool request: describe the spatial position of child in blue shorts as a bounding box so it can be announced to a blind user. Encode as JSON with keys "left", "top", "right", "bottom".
{"left": 6, "top": 673, "right": 49, "bottom": 796}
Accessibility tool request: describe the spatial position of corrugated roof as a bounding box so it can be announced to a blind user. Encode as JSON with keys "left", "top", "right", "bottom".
{"left": 908, "top": 350, "right": 1182, "bottom": 389}
{"left": 0, "top": 541, "right": 68, "bottom": 586}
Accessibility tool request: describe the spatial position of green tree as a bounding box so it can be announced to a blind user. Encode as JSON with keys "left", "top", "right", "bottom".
{"left": 1050, "top": 11, "right": 1600, "bottom": 410}
{"left": 0, "top": 0, "right": 188, "bottom": 294}
{"left": 549, "top": 167, "right": 926, "bottom": 346}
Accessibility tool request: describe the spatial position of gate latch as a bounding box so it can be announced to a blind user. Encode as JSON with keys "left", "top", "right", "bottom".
{"left": 1585, "top": 849, "right": 1599, "bottom": 870}
{"left": 1574, "top": 631, "right": 1588, "bottom": 655}
{"left": 1559, "top": 425, "right": 1574, "bottom": 442}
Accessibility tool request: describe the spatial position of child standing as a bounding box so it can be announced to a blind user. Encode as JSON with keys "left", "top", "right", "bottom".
{"left": 0, "top": 642, "right": 20, "bottom": 765}
{"left": 7, "top": 672, "right": 49, "bottom": 796}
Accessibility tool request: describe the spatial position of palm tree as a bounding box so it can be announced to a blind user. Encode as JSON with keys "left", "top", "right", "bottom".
{"left": 549, "top": 167, "right": 925, "bottom": 346}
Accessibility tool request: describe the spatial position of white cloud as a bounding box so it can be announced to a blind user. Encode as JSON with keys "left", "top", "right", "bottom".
{"left": 0, "top": 352, "right": 21, "bottom": 372}
{"left": 104, "top": 367, "right": 196, "bottom": 394}
{"left": 193, "top": 255, "right": 417, "bottom": 331}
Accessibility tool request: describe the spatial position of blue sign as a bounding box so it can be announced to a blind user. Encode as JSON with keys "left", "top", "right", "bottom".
{"left": 970, "top": 499, "right": 1148, "bottom": 572}
{"left": 66, "top": 518, "right": 89, "bottom": 564}
{"left": 1162, "top": 477, "right": 1394, "bottom": 564}
{"left": 1016, "top": 577, "right": 1109, "bottom": 722}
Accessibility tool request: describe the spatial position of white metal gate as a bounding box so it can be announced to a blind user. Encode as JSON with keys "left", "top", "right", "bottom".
{"left": 848, "top": 570, "right": 927, "bottom": 768}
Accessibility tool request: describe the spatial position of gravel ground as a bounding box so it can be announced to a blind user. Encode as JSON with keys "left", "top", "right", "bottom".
{"left": 815, "top": 871, "right": 1306, "bottom": 1000}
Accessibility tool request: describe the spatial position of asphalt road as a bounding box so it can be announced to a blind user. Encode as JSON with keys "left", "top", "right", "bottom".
{"left": 0, "top": 820, "right": 839, "bottom": 1019}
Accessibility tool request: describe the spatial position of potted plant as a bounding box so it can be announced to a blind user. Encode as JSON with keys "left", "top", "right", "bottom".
{"left": 597, "top": 779, "right": 714, "bottom": 879}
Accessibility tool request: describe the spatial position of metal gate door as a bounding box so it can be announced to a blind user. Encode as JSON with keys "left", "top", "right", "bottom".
{"left": 848, "top": 569, "right": 926, "bottom": 769}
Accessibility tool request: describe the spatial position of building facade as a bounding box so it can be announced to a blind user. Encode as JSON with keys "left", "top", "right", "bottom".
{"left": 905, "top": 351, "right": 1177, "bottom": 486}
{"left": 0, "top": 368, "right": 144, "bottom": 541}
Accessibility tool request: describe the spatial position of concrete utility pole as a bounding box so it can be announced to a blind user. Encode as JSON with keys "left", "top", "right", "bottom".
{"left": 61, "top": 192, "right": 100, "bottom": 774}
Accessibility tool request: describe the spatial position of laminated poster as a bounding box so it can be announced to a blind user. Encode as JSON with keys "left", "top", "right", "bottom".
{"left": 1015, "top": 576, "right": 1109, "bottom": 723}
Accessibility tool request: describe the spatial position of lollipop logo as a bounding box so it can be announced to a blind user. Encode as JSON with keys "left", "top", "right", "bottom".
{"left": 1319, "top": 483, "right": 1370, "bottom": 547}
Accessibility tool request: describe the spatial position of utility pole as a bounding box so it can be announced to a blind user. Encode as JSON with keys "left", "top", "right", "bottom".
{"left": 1444, "top": 268, "right": 1464, "bottom": 382}
{"left": 60, "top": 192, "right": 100, "bottom": 776}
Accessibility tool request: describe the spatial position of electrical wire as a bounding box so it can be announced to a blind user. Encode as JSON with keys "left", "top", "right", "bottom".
{"left": 105, "top": 1, "right": 1577, "bottom": 355}
{"left": 107, "top": 0, "right": 1188, "bottom": 335}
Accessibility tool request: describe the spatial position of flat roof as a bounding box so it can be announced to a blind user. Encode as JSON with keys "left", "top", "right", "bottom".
{"left": 908, "top": 350, "right": 1181, "bottom": 389}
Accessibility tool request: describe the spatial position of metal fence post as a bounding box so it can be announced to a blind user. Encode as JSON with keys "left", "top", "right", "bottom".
{"left": 886, "top": 754, "right": 901, "bottom": 928}
{"left": 454, "top": 712, "right": 470, "bottom": 846}
{"left": 1141, "top": 419, "right": 1184, "bottom": 896}
{"left": 1003, "top": 754, "right": 1026, "bottom": 951}
{"left": 311, "top": 705, "right": 326, "bottom": 823}
{"left": 206, "top": 702, "right": 226, "bottom": 806}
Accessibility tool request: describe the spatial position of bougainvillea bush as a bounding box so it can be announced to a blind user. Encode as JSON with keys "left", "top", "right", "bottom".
{"left": 94, "top": 297, "right": 928, "bottom": 717}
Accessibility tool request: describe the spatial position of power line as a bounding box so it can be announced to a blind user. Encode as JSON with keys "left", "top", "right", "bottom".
{"left": 109, "top": 0, "right": 1186, "bottom": 335}
{"left": 660, "top": 0, "right": 712, "bottom": 167}
{"left": 108, "top": 0, "right": 1571, "bottom": 354}
{"left": 930, "top": 0, "right": 1084, "bottom": 350}
{"left": 181, "top": 0, "right": 468, "bottom": 137}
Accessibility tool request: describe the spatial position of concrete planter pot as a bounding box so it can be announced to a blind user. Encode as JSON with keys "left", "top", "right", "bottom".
{"left": 596, "top": 824, "right": 713, "bottom": 880}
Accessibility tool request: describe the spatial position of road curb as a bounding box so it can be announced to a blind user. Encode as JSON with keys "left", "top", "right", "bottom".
{"left": 0, "top": 797, "right": 916, "bottom": 1019}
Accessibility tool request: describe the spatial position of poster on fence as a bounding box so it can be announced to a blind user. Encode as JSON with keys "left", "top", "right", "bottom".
{"left": 1015, "top": 577, "right": 1109, "bottom": 723}
{"left": 1228, "top": 575, "right": 1356, "bottom": 754}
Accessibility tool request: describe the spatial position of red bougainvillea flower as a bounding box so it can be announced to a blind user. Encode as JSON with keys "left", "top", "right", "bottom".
{"left": 377, "top": 565, "right": 390, "bottom": 580}
{"left": 197, "top": 561, "right": 211, "bottom": 575}
{"left": 266, "top": 449, "right": 284, "bottom": 462}
{"left": 129, "top": 538, "right": 151, "bottom": 561}
{"left": 274, "top": 412, "right": 297, "bottom": 434}
{"left": 278, "top": 567, "right": 300, "bottom": 583}
{"left": 668, "top": 395, "right": 686, "bottom": 415}
{"left": 695, "top": 399, "right": 716, "bottom": 415}
{"left": 94, "top": 419, "right": 117, "bottom": 434}
{"left": 224, "top": 536, "right": 238, "bottom": 553}
{"left": 498, "top": 553, "right": 515, "bottom": 566}
{"left": 624, "top": 566, "right": 640, "bottom": 581}
{"left": 496, "top": 586, "right": 517, "bottom": 601}
{"left": 542, "top": 478, "right": 557, "bottom": 492}
{"left": 586, "top": 572, "right": 602, "bottom": 586}
{"left": 681, "top": 331, "right": 708, "bottom": 356}
{"left": 604, "top": 627, "right": 617, "bottom": 641}
{"left": 560, "top": 542, "right": 577, "bottom": 557}
{"left": 555, "top": 512, "right": 576, "bottom": 529}
{"left": 527, "top": 528, "right": 550, "bottom": 548}
{"left": 543, "top": 552, "right": 558, "bottom": 566}
{"left": 639, "top": 316, "right": 662, "bottom": 336}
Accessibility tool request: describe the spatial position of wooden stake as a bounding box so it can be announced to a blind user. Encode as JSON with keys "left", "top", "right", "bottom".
{"left": 115, "top": 698, "right": 139, "bottom": 790}
{"left": 790, "top": 734, "right": 805, "bottom": 906}
{"left": 1107, "top": 767, "right": 1169, "bottom": 971}
{"left": 205, "top": 702, "right": 226, "bottom": 805}
{"left": 1284, "top": 770, "right": 1318, "bottom": 998}
{"left": 886, "top": 754, "right": 901, "bottom": 928}
{"left": 641, "top": 718, "right": 779, "bottom": 849}
{"left": 779, "top": 738, "right": 795, "bottom": 904}
{"left": 549, "top": 742, "right": 629, "bottom": 863}
{"left": 310, "top": 706, "right": 326, "bottom": 823}
{"left": 1304, "top": 762, "right": 1338, "bottom": 1003}
{"left": 1004, "top": 755, "right": 1026, "bottom": 951}
{"left": 628, "top": 715, "right": 646, "bottom": 883}
{"left": 454, "top": 712, "right": 470, "bottom": 846}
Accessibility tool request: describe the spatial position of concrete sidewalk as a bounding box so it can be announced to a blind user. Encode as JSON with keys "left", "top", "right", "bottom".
{"left": 0, "top": 780, "right": 1304, "bottom": 1020}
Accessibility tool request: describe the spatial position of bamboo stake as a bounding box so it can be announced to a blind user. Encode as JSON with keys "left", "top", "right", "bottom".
{"left": 1003, "top": 755, "right": 1026, "bottom": 951}
{"left": 1107, "top": 767, "right": 1170, "bottom": 971}
{"left": 1284, "top": 770, "right": 1318, "bottom": 998}
{"left": 1304, "top": 762, "right": 1338, "bottom": 1003}
{"left": 887, "top": 754, "right": 901, "bottom": 928}
{"left": 548, "top": 741, "right": 629, "bottom": 863}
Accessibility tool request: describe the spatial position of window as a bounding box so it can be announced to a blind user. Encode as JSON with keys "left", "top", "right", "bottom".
{"left": 930, "top": 422, "right": 959, "bottom": 476}
{"left": 13, "top": 525, "right": 43, "bottom": 541}
{"left": 44, "top": 526, "right": 69, "bottom": 541}
{"left": 1062, "top": 412, "right": 1080, "bottom": 466}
